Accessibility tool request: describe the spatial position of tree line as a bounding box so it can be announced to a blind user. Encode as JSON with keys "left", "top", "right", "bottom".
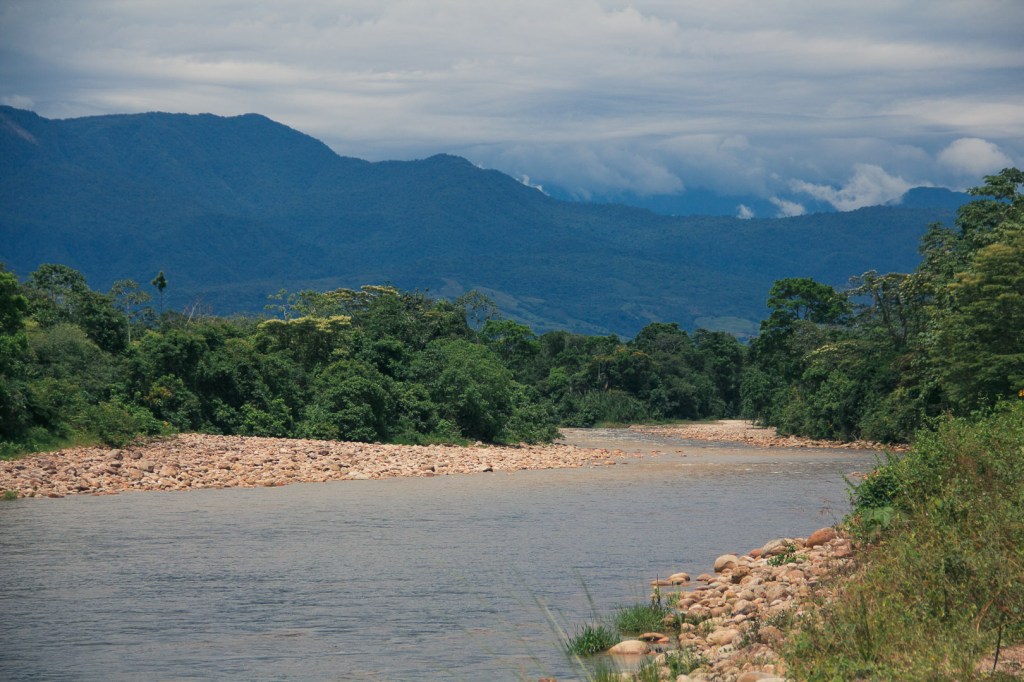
{"left": 744, "top": 168, "right": 1023, "bottom": 442}
{"left": 0, "top": 267, "right": 746, "bottom": 457}
{"left": 1, "top": 169, "right": 1019, "bottom": 456}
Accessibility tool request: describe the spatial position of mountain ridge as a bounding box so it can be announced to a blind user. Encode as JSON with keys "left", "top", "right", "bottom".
{"left": 0, "top": 106, "right": 959, "bottom": 337}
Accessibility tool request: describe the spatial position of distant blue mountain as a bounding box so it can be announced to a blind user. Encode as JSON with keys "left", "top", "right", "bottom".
{"left": 0, "top": 106, "right": 961, "bottom": 337}
{"left": 898, "top": 186, "right": 973, "bottom": 210}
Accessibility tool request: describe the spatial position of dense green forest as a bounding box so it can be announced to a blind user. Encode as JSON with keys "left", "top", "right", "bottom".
{"left": 0, "top": 266, "right": 746, "bottom": 457}
{"left": 744, "top": 167, "right": 1023, "bottom": 442}
{"left": 779, "top": 170, "right": 1024, "bottom": 678}
{"left": 0, "top": 169, "right": 1019, "bottom": 458}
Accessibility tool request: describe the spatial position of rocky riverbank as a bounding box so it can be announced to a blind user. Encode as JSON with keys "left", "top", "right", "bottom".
{"left": 594, "top": 527, "right": 854, "bottom": 682}
{"left": 630, "top": 419, "right": 907, "bottom": 452}
{"left": 0, "top": 433, "right": 628, "bottom": 499}
{"left": 0, "top": 420, "right": 889, "bottom": 500}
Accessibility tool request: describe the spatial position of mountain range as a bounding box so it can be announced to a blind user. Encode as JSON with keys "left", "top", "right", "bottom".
{"left": 0, "top": 106, "right": 967, "bottom": 337}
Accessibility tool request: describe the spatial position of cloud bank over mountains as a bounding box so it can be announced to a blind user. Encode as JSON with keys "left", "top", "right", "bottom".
{"left": 1, "top": 0, "right": 1021, "bottom": 215}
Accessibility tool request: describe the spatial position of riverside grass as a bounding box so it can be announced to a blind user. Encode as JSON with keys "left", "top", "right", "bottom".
{"left": 613, "top": 602, "right": 674, "bottom": 636}
{"left": 784, "top": 401, "right": 1024, "bottom": 680}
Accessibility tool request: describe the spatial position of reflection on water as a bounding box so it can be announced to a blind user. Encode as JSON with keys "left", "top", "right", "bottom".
{"left": 0, "top": 430, "right": 877, "bottom": 680}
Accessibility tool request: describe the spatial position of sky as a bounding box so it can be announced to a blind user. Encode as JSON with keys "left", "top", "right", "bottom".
{"left": 2, "top": 0, "right": 1023, "bottom": 217}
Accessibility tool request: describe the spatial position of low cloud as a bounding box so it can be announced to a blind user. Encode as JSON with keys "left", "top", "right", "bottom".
{"left": 0, "top": 94, "right": 34, "bottom": 109}
{"left": 736, "top": 204, "right": 755, "bottom": 219}
{"left": 482, "top": 143, "right": 685, "bottom": 198}
{"left": 769, "top": 196, "right": 806, "bottom": 218}
{"left": 0, "top": 2, "right": 1021, "bottom": 200}
{"left": 791, "top": 164, "right": 917, "bottom": 211}
{"left": 518, "top": 175, "right": 548, "bottom": 195}
{"left": 938, "top": 137, "right": 1014, "bottom": 179}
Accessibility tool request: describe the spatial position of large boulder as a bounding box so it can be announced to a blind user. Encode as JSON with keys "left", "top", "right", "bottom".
{"left": 608, "top": 639, "right": 651, "bottom": 655}
{"left": 706, "top": 628, "right": 739, "bottom": 646}
{"left": 806, "top": 527, "right": 837, "bottom": 547}
{"left": 760, "top": 539, "right": 790, "bottom": 557}
{"left": 714, "top": 554, "right": 739, "bottom": 572}
{"left": 731, "top": 599, "right": 756, "bottom": 616}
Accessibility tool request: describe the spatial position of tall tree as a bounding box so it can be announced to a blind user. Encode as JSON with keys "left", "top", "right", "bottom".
{"left": 151, "top": 271, "right": 168, "bottom": 317}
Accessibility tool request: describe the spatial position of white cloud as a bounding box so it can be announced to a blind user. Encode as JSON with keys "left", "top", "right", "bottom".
{"left": 0, "top": 94, "right": 34, "bottom": 109}
{"left": 938, "top": 137, "right": 1015, "bottom": 179}
{"left": 518, "top": 175, "right": 548, "bottom": 195}
{"left": 769, "top": 196, "right": 806, "bottom": 218}
{"left": 736, "top": 204, "right": 755, "bottom": 219}
{"left": 791, "top": 164, "right": 918, "bottom": 211}
{"left": 0, "top": 1, "right": 1021, "bottom": 199}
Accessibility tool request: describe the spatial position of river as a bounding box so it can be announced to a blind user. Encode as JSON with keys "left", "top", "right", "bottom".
{"left": 0, "top": 429, "right": 878, "bottom": 681}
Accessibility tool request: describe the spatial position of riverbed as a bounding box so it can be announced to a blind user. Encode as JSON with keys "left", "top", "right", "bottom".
{"left": 0, "top": 429, "right": 879, "bottom": 680}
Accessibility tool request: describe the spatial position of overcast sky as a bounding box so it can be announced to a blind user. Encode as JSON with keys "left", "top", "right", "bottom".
{"left": 2, "top": 1, "right": 1022, "bottom": 215}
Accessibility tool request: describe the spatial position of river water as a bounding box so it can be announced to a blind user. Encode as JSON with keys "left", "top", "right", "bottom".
{"left": 0, "top": 429, "right": 878, "bottom": 681}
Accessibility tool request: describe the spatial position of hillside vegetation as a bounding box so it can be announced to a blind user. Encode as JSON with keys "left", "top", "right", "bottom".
{"left": 0, "top": 106, "right": 957, "bottom": 337}
{"left": 1, "top": 169, "right": 1019, "bottom": 459}
{"left": 754, "top": 168, "right": 1024, "bottom": 679}
{"left": 787, "top": 402, "right": 1024, "bottom": 679}
{"left": 744, "top": 168, "right": 1024, "bottom": 443}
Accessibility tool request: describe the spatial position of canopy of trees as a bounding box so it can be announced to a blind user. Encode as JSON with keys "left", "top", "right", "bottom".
{"left": 742, "top": 168, "right": 1024, "bottom": 441}
{"left": 0, "top": 270, "right": 746, "bottom": 456}
{"left": 3, "top": 169, "right": 1017, "bottom": 456}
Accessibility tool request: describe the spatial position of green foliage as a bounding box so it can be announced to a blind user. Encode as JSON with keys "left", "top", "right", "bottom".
{"left": 660, "top": 648, "right": 707, "bottom": 676}
{"left": 415, "top": 339, "right": 516, "bottom": 442}
{"left": 297, "top": 360, "right": 396, "bottom": 442}
{"left": 766, "top": 277, "right": 852, "bottom": 326}
{"left": 786, "top": 401, "right": 1024, "bottom": 679}
{"left": 744, "top": 168, "right": 1024, "bottom": 443}
{"left": 766, "top": 544, "right": 807, "bottom": 566}
{"left": 563, "top": 622, "right": 617, "bottom": 657}
{"left": 613, "top": 602, "right": 671, "bottom": 635}
{"left": 85, "top": 401, "right": 166, "bottom": 447}
{"left": 0, "top": 267, "right": 574, "bottom": 451}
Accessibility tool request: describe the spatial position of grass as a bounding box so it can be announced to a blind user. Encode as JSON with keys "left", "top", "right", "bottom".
{"left": 564, "top": 622, "right": 618, "bottom": 657}
{"left": 661, "top": 648, "right": 707, "bottom": 676}
{"left": 782, "top": 401, "right": 1024, "bottom": 680}
{"left": 3, "top": 489, "right": 18, "bottom": 501}
{"left": 0, "top": 429, "right": 101, "bottom": 460}
{"left": 613, "top": 601, "right": 673, "bottom": 635}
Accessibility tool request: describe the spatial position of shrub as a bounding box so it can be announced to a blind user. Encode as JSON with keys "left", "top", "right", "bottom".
{"left": 85, "top": 400, "right": 166, "bottom": 447}
{"left": 785, "top": 401, "right": 1024, "bottom": 679}
{"left": 564, "top": 622, "right": 617, "bottom": 657}
{"left": 613, "top": 602, "right": 672, "bottom": 636}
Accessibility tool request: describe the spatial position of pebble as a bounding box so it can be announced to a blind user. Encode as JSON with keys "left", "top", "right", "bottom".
{"left": 648, "top": 526, "right": 855, "bottom": 681}
{"left": 0, "top": 433, "right": 641, "bottom": 499}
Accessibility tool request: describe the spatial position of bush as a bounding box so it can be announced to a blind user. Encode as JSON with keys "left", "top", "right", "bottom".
{"left": 613, "top": 602, "right": 672, "bottom": 635}
{"left": 564, "top": 622, "right": 617, "bottom": 657}
{"left": 786, "top": 401, "right": 1024, "bottom": 679}
{"left": 86, "top": 400, "right": 166, "bottom": 447}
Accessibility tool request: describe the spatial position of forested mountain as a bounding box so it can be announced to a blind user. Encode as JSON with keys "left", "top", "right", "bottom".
{"left": 1, "top": 106, "right": 958, "bottom": 336}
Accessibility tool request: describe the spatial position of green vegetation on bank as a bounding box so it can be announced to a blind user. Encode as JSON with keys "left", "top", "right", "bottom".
{"left": 552, "top": 170, "right": 1024, "bottom": 680}
{"left": 2, "top": 169, "right": 1018, "bottom": 457}
{"left": 743, "top": 168, "right": 1024, "bottom": 442}
{"left": 787, "top": 401, "right": 1024, "bottom": 679}
{"left": 0, "top": 267, "right": 746, "bottom": 457}
{"left": 745, "top": 169, "right": 1024, "bottom": 678}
